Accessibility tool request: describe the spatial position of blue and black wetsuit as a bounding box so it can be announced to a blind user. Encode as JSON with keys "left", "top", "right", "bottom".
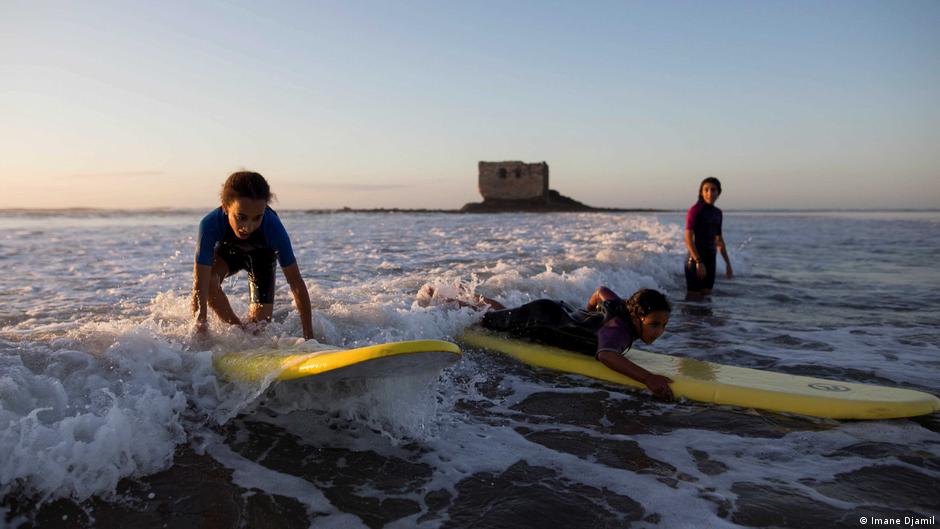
{"left": 481, "top": 295, "right": 636, "bottom": 357}
{"left": 195, "top": 207, "right": 297, "bottom": 304}
{"left": 685, "top": 200, "right": 723, "bottom": 291}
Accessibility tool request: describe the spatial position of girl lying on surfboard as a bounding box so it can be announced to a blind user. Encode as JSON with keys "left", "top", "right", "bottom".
{"left": 480, "top": 287, "right": 674, "bottom": 399}
{"left": 191, "top": 171, "right": 315, "bottom": 340}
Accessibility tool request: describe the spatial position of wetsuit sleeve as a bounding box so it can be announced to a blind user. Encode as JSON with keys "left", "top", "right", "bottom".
{"left": 596, "top": 317, "right": 634, "bottom": 358}
{"left": 716, "top": 208, "right": 723, "bottom": 236}
{"left": 685, "top": 202, "right": 702, "bottom": 231}
{"left": 600, "top": 299, "right": 626, "bottom": 319}
{"left": 262, "top": 210, "right": 297, "bottom": 268}
{"left": 195, "top": 210, "right": 223, "bottom": 266}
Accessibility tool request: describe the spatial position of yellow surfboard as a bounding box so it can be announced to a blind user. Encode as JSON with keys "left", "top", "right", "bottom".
{"left": 214, "top": 339, "right": 461, "bottom": 383}
{"left": 460, "top": 328, "right": 940, "bottom": 420}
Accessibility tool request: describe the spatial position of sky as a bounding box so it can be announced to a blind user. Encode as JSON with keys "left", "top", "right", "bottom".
{"left": 1, "top": 0, "right": 939, "bottom": 210}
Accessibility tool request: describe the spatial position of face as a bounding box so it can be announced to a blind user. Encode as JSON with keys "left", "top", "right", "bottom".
{"left": 637, "top": 310, "right": 670, "bottom": 344}
{"left": 223, "top": 197, "right": 267, "bottom": 239}
{"left": 701, "top": 183, "right": 721, "bottom": 205}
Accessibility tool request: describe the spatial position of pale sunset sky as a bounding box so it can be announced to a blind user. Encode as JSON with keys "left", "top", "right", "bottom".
{"left": 1, "top": 0, "right": 938, "bottom": 210}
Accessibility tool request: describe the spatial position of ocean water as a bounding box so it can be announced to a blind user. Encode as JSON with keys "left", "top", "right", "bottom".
{"left": 0, "top": 209, "right": 938, "bottom": 528}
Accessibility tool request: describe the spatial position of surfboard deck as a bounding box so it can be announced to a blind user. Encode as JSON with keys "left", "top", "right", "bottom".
{"left": 459, "top": 328, "right": 940, "bottom": 420}
{"left": 214, "top": 339, "right": 461, "bottom": 383}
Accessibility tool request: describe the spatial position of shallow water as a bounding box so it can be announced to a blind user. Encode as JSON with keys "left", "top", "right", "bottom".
{"left": 0, "top": 209, "right": 938, "bottom": 528}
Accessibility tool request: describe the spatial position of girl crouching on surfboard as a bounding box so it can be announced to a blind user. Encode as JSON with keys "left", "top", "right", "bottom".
{"left": 480, "top": 287, "right": 674, "bottom": 399}
{"left": 192, "top": 171, "right": 315, "bottom": 340}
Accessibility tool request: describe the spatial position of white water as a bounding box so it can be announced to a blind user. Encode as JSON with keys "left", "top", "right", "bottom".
{"left": 0, "top": 210, "right": 937, "bottom": 526}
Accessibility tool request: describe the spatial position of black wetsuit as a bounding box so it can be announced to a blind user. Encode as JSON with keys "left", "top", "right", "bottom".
{"left": 481, "top": 298, "right": 636, "bottom": 357}
{"left": 684, "top": 199, "right": 723, "bottom": 291}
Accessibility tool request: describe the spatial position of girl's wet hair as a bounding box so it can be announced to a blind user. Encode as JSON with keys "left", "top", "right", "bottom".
{"left": 697, "top": 176, "right": 722, "bottom": 201}
{"left": 221, "top": 171, "right": 274, "bottom": 206}
{"left": 625, "top": 289, "right": 671, "bottom": 319}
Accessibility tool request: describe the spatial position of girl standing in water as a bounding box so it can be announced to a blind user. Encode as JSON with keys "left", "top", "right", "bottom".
{"left": 192, "top": 171, "right": 314, "bottom": 340}
{"left": 685, "top": 177, "right": 733, "bottom": 299}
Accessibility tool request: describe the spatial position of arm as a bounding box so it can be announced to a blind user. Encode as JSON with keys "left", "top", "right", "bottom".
{"left": 716, "top": 235, "right": 733, "bottom": 278}
{"left": 192, "top": 262, "right": 243, "bottom": 330}
{"left": 597, "top": 350, "right": 674, "bottom": 399}
{"left": 192, "top": 263, "right": 212, "bottom": 332}
{"left": 684, "top": 229, "right": 707, "bottom": 279}
{"left": 193, "top": 210, "right": 225, "bottom": 331}
{"left": 282, "top": 263, "right": 315, "bottom": 340}
{"left": 586, "top": 286, "right": 620, "bottom": 312}
{"left": 263, "top": 213, "right": 313, "bottom": 337}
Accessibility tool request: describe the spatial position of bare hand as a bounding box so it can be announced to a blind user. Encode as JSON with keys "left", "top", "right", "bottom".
{"left": 190, "top": 320, "right": 211, "bottom": 350}
{"left": 696, "top": 262, "right": 707, "bottom": 280}
{"left": 726, "top": 264, "right": 734, "bottom": 279}
{"left": 644, "top": 374, "right": 674, "bottom": 400}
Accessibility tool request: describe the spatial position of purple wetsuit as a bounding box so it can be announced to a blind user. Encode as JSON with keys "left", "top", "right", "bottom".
{"left": 684, "top": 200, "right": 723, "bottom": 291}
{"left": 596, "top": 312, "right": 635, "bottom": 357}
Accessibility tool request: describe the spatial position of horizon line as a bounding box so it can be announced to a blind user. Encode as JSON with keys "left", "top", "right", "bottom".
{"left": 1, "top": 206, "right": 939, "bottom": 214}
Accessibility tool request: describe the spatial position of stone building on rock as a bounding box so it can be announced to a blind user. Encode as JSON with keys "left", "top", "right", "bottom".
{"left": 462, "top": 161, "right": 593, "bottom": 212}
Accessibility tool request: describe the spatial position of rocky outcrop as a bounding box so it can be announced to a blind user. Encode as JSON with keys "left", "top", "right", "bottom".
{"left": 463, "top": 160, "right": 605, "bottom": 212}
{"left": 461, "top": 189, "right": 597, "bottom": 212}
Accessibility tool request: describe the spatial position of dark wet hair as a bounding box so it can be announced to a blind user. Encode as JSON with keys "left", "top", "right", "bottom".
{"left": 221, "top": 171, "right": 274, "bottom": 206}
{"left": 697, "top": 176, "right": 722, "bottom": 202}
{"left": 625, "top": 289, "right": 671, "bottom": 320}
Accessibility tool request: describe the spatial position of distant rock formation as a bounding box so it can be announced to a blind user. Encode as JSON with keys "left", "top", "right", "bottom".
{"left": 461, "top": 189, "right": 596, "bottom": 212}
{"left": 461, "top": 161, "right": 597, "bottom": 212}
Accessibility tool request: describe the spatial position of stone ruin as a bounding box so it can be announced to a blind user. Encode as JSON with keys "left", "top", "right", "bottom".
{"left": 461, "top": 161, "right": 594, "bottom": 212}
{"left": 478, "top": 161, "right": 549, "bottom": 201}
